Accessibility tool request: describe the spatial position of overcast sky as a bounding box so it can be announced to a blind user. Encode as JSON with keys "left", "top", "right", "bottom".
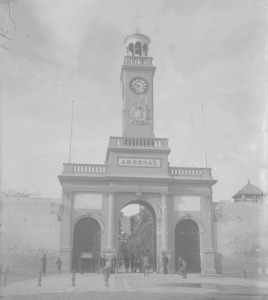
{"left": 1, "top": 0, "right": 267, "bottom": 202}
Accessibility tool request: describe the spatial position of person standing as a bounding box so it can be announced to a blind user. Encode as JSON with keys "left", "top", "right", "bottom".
{"left": 162, "top": 253, "right": 169, "bottom": 274}
{"left": 56, "top": 257, "right": 63, "bottom": 274}
{"left": 103, "top": 260, "right": 111, "bottom": 287}
{"left": 77, "top": 254, "right": 83, "bottom": 274}
{"left": 41, "top": 253, "right": 47, "bottom": 274}
{"left": 177, "top": 257, "right": 187, "bottom": 278}
{"left": 124, "top": 256, "right": 130, "bottom": 273}
{"left": 142, "top": 254, "right": 150, "bottom": 277}
{"left": 111, "top": 254, "right": 117, "bottom": 274}
{"left": 130, "top": 254, "right": 135, "bottom": 272}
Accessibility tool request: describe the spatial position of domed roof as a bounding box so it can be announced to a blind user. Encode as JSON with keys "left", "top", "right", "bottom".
{"left": 124, "top": 32, "right": 151, "bottom": 45}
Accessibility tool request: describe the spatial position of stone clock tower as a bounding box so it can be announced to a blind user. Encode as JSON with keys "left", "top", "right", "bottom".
{"left": 121, "top": 32, "right": 156, "bottom": 138}
{"left": 58, "top": 29, "right": 217, "bottom": 275}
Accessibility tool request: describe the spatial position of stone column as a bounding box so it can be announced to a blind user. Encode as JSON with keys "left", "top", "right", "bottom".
{"left": 107, "top": 193, "right": 116, "bottom": 250}
{"left": 59, "top": 191, "right": 74, "bottom": 272}
{"left": 160, "top": 194, "right": 171, "bottom": 273}
{"left": 161, "top": 194, "right": 168, "bottom": 250}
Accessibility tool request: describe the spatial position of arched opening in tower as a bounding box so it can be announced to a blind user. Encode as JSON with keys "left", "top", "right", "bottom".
{"left": 143, "top": 43, "right": 148, "bottom": 56}
{"left": 128, "top": 43, "right": 134, "bottom": 56}
{"left": 134, "top": 42, "right": 142, "bottom": 56}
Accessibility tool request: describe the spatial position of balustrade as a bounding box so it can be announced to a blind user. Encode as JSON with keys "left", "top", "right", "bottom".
{"left": 124, "top": 56, "right": 153, "bottom": 66}
{"left": 111, "top": 137, "right": 168, "bottom": 149}
{"left": 63, "top": 164, "right": 106, "bottom": 174}
{"left": 169, "top": 167, "right": 211, "bottom": 177}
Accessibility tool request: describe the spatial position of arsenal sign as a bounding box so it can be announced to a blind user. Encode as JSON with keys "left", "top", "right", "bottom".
{"left": 118, "top": 158, "right": 161, "bottom": 168}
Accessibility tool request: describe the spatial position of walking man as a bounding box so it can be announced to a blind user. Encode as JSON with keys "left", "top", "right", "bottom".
{"left": 124, "top": 255, "right": 130, "bottom": 272}
{"left": 41, "top": 253, "right": 47, "bottom": 274}
{"left": 142, "top": 254, "right": 150, "bottom": 277}
{"left": 130, "top": 254, "right": 135, "bottom": 272}
{"left": 177, "top": 256, "right": 187, "bottom": 278}
{"left": 77, "top": 254, "right": 83, "bottom": 274}
{"left": 162, "top": 253, "right": 169, "bottom": 274}
{"left": 56, "top": 256, "right": 63, "bottom": 274}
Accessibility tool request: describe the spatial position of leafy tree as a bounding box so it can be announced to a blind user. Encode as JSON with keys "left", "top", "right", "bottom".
{"left": 118, "top": 206, "right": 156, "bottom": 269}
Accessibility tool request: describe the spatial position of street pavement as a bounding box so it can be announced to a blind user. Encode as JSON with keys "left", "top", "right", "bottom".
{"left": 1, "top": 271, "right": 268, "bottom": 300}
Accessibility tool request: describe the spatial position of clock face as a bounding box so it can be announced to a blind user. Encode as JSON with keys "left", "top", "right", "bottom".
{"left": 130, "top": 77, "right": 149, "bottom": 94}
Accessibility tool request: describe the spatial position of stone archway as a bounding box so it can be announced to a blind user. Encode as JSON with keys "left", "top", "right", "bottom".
{"left": 119, "top": 199, "right": 157, "bottom": 272}
{"left": 72, "top": 217, "right": 101, "bottom": 273}
{"left": 175, "top": 219, "right": 201, "bottom": 273}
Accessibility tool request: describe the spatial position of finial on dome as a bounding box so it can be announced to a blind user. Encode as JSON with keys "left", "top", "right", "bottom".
{"left": 135, "top": 11, "right": 142, "bottom": 33}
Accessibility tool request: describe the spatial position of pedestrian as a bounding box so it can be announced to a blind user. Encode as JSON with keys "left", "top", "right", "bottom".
{"left": 41, "top": 253, "right": 47, "bottom": 274}
{"left": 133, "top": 255, "right": 142, "bottom": 273}
{"left": 56, "top": 256, "right": 63, "bottom": 274}
{"left": 162, "top": 253, "right": 169, "bottom": 274}
{"left": 77, "top": 254, "right": 83, "bottom": 274}
{"left": 111, "top": 254, "right": 117, "bottom": 274}
{"left": 142, "top": 254, "right": 150, "bottom": 277}
{"left": 103, "top": 260, "right": 111, "bottom": 287}
{"left": 177, "top": 257, "right": 187, "bottom": 278}
{"left": 124, "top": 255, "right": 130, "bottom": 272}
{"left": 102, "top": 255, "right": 107, "bottom": 271}
{"left": 177, "top": 256, "right": 182, "bottom": 273}
{"left": 130, "top": 254, "right": 135, "bottom": 272}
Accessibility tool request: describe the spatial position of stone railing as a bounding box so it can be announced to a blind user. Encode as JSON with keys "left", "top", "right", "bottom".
{"left": 109, "top": 137, "right": 169, "bottom": 149}
{"left": 169, "top": 167, "right": 212, "bottom": 178}
{"left": 124, "top": 56, "right": 153, "bottom": 66}
{"left": 62, "top": 163, "right": 107, "bottom": 174}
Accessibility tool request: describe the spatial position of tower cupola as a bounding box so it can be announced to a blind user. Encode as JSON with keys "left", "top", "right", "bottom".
{"left": 124, "top": 32, "right": 151, "bottom": 57}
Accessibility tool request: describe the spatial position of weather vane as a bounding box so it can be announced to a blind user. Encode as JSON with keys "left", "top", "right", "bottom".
{"left": 135, "top": 11, "right": 142, "bottom": 33}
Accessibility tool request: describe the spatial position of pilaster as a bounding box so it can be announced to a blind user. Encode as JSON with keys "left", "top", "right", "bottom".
{"left": 160, "top": 193, "right": 171, "bottom": 273}
{"left": 59, "top": 191, "right": 74, "bottom": 272}
{"left": 202, "top": 195, "right": 216, "bottom": 274}
{"left": 103, "top": 193, "right": 117, "bottom": 258}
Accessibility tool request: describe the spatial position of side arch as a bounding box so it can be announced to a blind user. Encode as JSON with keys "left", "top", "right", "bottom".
{"left": 175, "top": 215, "right": 204, "bottom": 234}
{"left": 174, "top": 216, "right": 203, "bottom": 273}
{"left": 71, "top": 214, "right": 103, "bottom": 273}
{"left": 71, "top": 212, "right": 105, "bottom": 232}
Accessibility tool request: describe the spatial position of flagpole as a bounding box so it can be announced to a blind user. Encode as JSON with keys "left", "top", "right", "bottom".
{"left": 68, "top": 100, "right": 74, "bottom": 163}
{"left": 201, "top": 105, "right": 208, "bottom": 168}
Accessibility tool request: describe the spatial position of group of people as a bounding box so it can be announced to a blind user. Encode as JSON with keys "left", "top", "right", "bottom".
{"left": 40, "top": 252, "right": 187, "bottom": 278}
{"left": 162, "top": 253, "right": 187, "bottom": 277}
{"left": 97, "top": 254, "right": 118, "bottom": 274}
{"left": 122, "top": 254, "right": 151, "bottom": 276}
{"left": 41, "top": 253, "right": 63, "bottom": 275}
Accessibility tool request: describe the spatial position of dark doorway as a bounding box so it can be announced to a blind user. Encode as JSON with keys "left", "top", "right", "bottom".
{"left": 72, "top": 217, "right": 101, "bottom": 273}
{"left": 175, "top": 219, "right": 201, "bottom": 273}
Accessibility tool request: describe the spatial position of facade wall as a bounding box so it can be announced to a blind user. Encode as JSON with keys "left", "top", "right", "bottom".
{"left": 0, "top": 196, "right": 61, "bottom": 271}
{"left": 58, "top": 178, "right": 216, "bottom": 274}
{"left": 214, "top": 200, "right": 268, "bottom": 274}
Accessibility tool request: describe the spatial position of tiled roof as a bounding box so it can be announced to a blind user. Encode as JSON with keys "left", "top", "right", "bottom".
{"left": 232, "top": 180, "right": 264, "bottom": 198}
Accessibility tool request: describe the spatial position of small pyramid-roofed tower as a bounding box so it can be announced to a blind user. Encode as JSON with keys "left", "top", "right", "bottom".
{"left": 120, "top": 31, "right": 156, "bottom": 138}
{"left": 232, "top": 180, "right": 265, "bottom": 203}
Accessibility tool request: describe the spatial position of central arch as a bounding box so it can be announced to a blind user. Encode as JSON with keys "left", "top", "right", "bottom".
{"left": 175, "top": 219, "right": 201, "bottom": 273}
{"left": 72, "top": 217, "right": 101, "bottom": 273}
{"left": 119, "top": 199, "right": 157, "bottom": 272}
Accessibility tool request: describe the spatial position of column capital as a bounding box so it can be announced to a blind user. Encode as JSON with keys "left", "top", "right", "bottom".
{"left": 109, "top": 192, "right": 115, "bottom": 199}
{"left": 62, "top": 190, "right": 74, "bottom": 196}
{"left": 161, "top": 193, "right": 170, "bottom": 200}
{"left": 105, "top": 190, "right": 118, "bottom": 196}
